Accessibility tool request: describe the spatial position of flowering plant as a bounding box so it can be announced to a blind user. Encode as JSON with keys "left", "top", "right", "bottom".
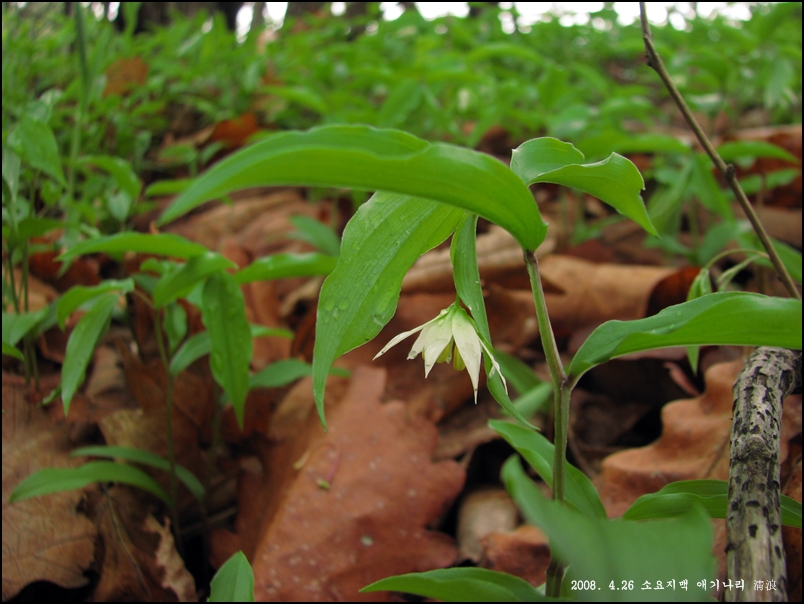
{"left": 373, "top": 302, "right": 506, "bottom": 403}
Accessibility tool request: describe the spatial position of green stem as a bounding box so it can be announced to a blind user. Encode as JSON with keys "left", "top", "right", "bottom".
{"left": 524, "top": 250, "right": 570, "bottom": 598}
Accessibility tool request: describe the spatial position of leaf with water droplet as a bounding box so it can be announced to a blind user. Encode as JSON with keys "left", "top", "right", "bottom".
{"left": 312, "top": 193, "right": 464, "bottom": 429}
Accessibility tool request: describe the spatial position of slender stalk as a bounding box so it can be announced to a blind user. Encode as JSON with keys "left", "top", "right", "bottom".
{"left": 524, "top": 250, "right": 570, "bottom": 599}
{"left": 153, "top": 309, "right": 184, "bottom": 558}
{"left": 638, "top": 3, "right": 800, "bottom": 301}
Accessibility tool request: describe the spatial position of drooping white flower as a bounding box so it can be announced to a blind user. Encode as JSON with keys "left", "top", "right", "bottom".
{"left": 373, "top": 302, "right": 506, "bottom": 402}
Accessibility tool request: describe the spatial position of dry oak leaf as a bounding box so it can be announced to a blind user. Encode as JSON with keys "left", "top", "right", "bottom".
{"left": 242, "top": 366, "right": 465, "bottom": 601}
{"left": 88, "top": 486, "right": 196, "bottom": 602}
{"left": 2, "top": 374, "right": 97, "bottom": 600}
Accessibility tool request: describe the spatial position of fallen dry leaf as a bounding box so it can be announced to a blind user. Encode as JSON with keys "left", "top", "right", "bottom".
{"left": 2, "top": 374, "right": 97, "bottom": 600}
{"left": 212, "top": 366, "right": 465, "bottom": 601}
{"left": 88, "top": 486, "right": 196, "bottom": 601}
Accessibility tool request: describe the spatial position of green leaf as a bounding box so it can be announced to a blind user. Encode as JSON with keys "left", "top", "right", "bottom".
{"left": 378, "top": 79, "right": 423, "bottom": 128}
{"left": 234, "top": 252, "right": 337, "bottom": 284}
{"left": 503, "top": 456, "right": 715, "bottom": 602}
{"left": 158, "top": 124, "right": 546, "bottom": 252}
{"left": 7, "top": 113, "right": 65, "bottom": 185}
{"left": 78, "top": 155, "right": 142, "bottom": 200}
{"left": 144, "top": 178, "right": 193, "bottom": 197}
{"left": 57, "top": 279, "right": 134, "bottom": 329}
{"left": 361, "top": 568, "right": 546, "bottom": 602}
{"left": 511, "top": 138, "right": 586, "bottom": 179}
{"left": 2, "top": 308, "right": 48, "bottom": 346}
{"left": 153, "top": 252, "right": 236, "bottom": 308}
{"left": 62, "top": 293, "right": 118, "bottom": 415}
{"left": 249, "top": 359, "right": 313, "bottom": 389}
{"left": 71, "top": 445, "right": 204, "bottom": 501}
{"left": 288, "top": 215, "right": 341, "bottom": 257}
{"left": 262, "top": 85, "right": 328, "bottom": 114}
{"left": 568, "top": 293, "right": 802, "bottom": 382}
{"left": 163, "top": 302, "right": 188, "bottom": 355}
{"left": 9, "top": 461, "right": 170, "bottom": 505}
{"left": 511, "top": 138, "right": 656, "bottom": 237}
{"left": 450, "top": 214, "right": 535, "bottom": 428}
{"left": 3, "top": 341, "right": 24, "bottom": 360}
{"left": 623, "top": 480, "right": 802, "bottom": 529}
{"left": 312, "top": 192, "right": 464, "bottom": 429}
{"left": 169, "top": 324, "right": 290, "bottom": 376}
{"left": 10, "top": 217, "right": 65, "bottom": 247}
{"left": 689, "top": 153, "right": 731, "bottom": 219}
{"left": 717, "top": 140, "right": 799, "bottom": 165}
{"left": 209, "top": 551, "right": 255, "bottom": 602}
{"left": 59, "top": 233, "right": 209, "bottom": 263}
{"left": 490, "top": 420, "right": 606, "bottom": 519}
{"left": 200, "top": 272, "right": 252, "bottom": 428}
{"left": 494, "top": 350, "right": 542, "bottom": 396}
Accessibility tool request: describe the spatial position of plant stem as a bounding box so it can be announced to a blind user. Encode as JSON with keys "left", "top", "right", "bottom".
{"left": 524, "top": 250, "right": 569, "bottom": 599}
{"left": 638, "top": 3, "right": 800, "bottom": 301}
{"left": 153, "top": 309, "right": 184, "bottom": 559}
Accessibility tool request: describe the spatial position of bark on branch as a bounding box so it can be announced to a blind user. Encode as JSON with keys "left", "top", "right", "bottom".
{"left": 726, "top": 347, "right": 802, "bottom": 602}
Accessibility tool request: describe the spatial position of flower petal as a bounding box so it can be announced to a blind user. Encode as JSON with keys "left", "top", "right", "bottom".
{"left": 479, "top": 337, "right": 508, "bottom": 393}
{"left": 421, "top": 318, "right": 454, "bottom": 377}
{"left": 451, "top": 308, "right": 483, "bottom": 401}
{"left": 373, "top": 323, "right": 426, "bottom": 360}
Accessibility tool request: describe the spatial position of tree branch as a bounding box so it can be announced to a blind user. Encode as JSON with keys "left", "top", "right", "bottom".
{"left": 726, "top": 347, "right": 801, "bottom": 602}
{"left": 638, "top": 3, "right": 800, "bottom": 301}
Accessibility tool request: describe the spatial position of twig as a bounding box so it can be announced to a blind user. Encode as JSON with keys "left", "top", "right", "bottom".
{"left": 726, "top": 347, "right": 801, "bottom": 602}
{"left": 638, "top": 3, "right": 800, "bottom": 301}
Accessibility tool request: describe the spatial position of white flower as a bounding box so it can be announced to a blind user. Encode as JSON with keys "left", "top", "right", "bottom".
{"left": 373, "top": 302, "right": 507, "bottom": 402}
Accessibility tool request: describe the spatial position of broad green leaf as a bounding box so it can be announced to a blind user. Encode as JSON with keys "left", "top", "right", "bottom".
{"left": 361, "top": 568, "right": 546, "bottom": 602}
{"left": 490, "top": 420, "right": 606, "bottom": 519}
{"left": 209, "top": 551, "right": 255, "bottom": 602}
{"left": 511, "top": 138, "right": 585, "bottom": 179}
{"left": 503, "top": 457, "right": 714, "bottom": 602}
{"left": 59, "top": 233, "right": 209, "bottom": 263}
{"left": 62, "top": 293, "right": 118, "bottom": 414}
{"left": 57, "top": 279, "right": 134, "bottom": 329}
{"left": 568, "top": 293, "right": 802, "bottom": 382}
{"left": 200, "top": 273, "right": 252, "bottom": 428}
{"left": 288, "top": 215, "right": 341, "bottom": 257}
{"left": 3, "top": 341, "right": 24, "bottom": 360}
{"left": 512, "top": 138, "right": 656, "bottom": 237}
{"left": 2, "top": 308, "right": 48, "bottom": 346}
{"left": 623, "top": 480, "right": 802, "bottom": 528}
{"left": 234, "top": 252, "right": 337, "bottom": 284}
{"left": 9, "top": 461, "right": 170, "bottom": 505}
{"left": 312, "top": 192, "right": 464, "bottom": 429}
{"left": 158, "top": 124, "right": 546, "bottom": 252}
{"left": 78, "top": 155, "right": 142, "bottom": 200}
{"left": 7, "top": 113, "right": 65, "bottom": 185}
{"left": 511, "top": 383, "right": 553, "bottom": 418}
{"left": 71, "top": 446, "right": 204, "bottom": 501}
{"left": 450, "top": 214, "right": 534, "bottom": 428}
{"left": 717, "top": 140, "right": 799, "bottom": 165}
{"left": 169, "top": 324, "right": 291, "bottom": 376}
{"left": 153, "top": 252, "right": 236, "bottom": 308}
